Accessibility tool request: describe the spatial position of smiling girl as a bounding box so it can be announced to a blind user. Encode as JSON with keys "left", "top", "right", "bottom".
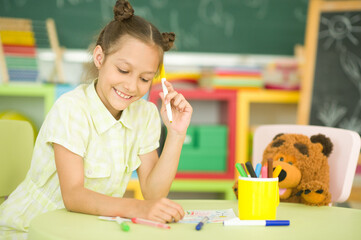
{"left": 0, "top": 1, "right": 192, "bottom": 239}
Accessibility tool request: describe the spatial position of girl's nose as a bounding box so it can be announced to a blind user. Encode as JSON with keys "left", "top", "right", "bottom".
{"left": 123, "top": 76, "right": 137, "bottom": 92}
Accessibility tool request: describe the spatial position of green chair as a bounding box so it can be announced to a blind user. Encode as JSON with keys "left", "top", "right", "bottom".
{"left": 0, "top": 119, "right": 34, "bottom": 204}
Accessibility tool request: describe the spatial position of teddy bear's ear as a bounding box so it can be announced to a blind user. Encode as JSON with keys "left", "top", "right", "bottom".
{"left": 273, "top": 133, "right": 284, "bottom": 140}
{"left": 310, "top": 134, "right": 333, "bottom": 157}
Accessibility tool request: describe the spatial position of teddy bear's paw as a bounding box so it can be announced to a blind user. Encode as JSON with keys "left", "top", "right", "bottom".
{"left": 296, "top": 181, "right": 330, "bottom": 205}
{"left": 295, "top": 189, "right": 325, "bottom": 203}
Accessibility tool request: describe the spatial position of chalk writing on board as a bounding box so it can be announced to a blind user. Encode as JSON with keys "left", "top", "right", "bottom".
{"left": 198, "top": 0, "right": 235, "bottom": 37}
{"left": 242, "top": 0, "right": 269, "bottom": 19}
{"left": 169, "top": 9, "right": 200, "bottom": 49}
{"left": 314, "top": 13, "right": 361, "bottom": 134}
{"left": 294, "top": 0, "right": 308, "bottom": 23}
{"left": 319, "top": 13, "right": 361, "bottom": 50}
{"left": 1, "top": 0, "right": 26, "bottom": 11}
{"left": 56, "top": 0, "right": 95, "bottom": 8}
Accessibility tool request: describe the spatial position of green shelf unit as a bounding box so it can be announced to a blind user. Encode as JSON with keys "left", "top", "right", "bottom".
{"left": 0, "top": 83, "right": 55, "bottom": 113}
{"left": 0, "top": 83, "right": 56, "bottom": 131}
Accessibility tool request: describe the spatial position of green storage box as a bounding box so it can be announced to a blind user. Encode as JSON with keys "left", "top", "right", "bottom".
{"left": 178, "top": 125, "right": 228, "bottom": 172}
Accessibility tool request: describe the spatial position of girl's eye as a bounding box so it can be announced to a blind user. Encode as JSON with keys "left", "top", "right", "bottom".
{"left": 141, "top": 78, "right": 150, "bottom": 83}
{"left": 118, "top": 68, "right": 128, "bottom": 74}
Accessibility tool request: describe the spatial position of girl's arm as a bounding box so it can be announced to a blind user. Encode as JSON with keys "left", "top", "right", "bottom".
{"left": 54, "top": 143, "right": 184, "bottom": 223}
{"left": 137, "top": 80, "right": 193, "bottom": 199}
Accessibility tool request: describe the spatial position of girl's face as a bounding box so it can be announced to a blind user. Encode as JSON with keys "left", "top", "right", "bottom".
{"left": 93, "top": 35, "right": 161, "bottom": 119}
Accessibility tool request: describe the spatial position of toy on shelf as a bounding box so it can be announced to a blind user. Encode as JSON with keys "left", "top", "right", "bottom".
{"left": 0, "top": 17, "right": 64, "bottom": 83}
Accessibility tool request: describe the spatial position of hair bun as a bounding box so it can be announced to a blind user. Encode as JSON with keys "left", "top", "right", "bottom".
{"left": 113, "top": 0, "right": 134, "bottom": 21}
{"left": 162, "top": 32, "right": 176, "bottom": 51}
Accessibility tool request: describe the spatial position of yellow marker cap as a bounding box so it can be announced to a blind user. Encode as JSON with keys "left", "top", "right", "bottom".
{"left": 160, "top": 64, "right": 165, "bottom": 79}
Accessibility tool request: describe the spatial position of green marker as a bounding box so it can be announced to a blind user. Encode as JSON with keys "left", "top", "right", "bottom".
{"left": 236, "top": 163, "right": 248, "bottom": 177}
{"left": 116, "top": 217, "right": 130, "bottom": 232}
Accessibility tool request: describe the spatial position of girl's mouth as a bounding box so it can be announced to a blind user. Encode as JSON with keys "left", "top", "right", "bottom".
{"left": 114, "top": 88, "right": 132, "bottom": 100}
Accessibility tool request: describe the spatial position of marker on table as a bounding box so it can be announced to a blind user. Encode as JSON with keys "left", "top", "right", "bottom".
{"left": 235, "top": 163, "right": 248, "bottom": 177}
{"left": 255, "top": 163, "right": 262, "bottom": 178}
{"left": 273, "top": 165, "right": 283, "bottom": 178}
{"left": 131, "top": 217, "right": 170, "bottom": 229}
{"left": 223, "top": 218, "right": 290, "bottom": 226}
{"left": 116, "top": 216, "right": 130, "bottom": 232}
{"left": 195, "top": 216, "right": 209, "bottom": 231}
{"left": 245, "top": 162, "right": 257, "bottom": 178}
{"left": 160, "top": 64, "right": 173, "bottom": 123}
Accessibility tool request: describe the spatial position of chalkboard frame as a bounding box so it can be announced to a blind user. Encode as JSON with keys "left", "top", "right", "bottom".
{"left": 297, "top": 0, "right": 361, "bottom": 125}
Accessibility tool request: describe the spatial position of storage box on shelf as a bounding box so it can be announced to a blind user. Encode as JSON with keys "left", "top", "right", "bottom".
{"left": 235, "top": 89, "right": 299, "bottom": 178}
{"left": 174, "top": 125, "right": 228, "bottom": 172}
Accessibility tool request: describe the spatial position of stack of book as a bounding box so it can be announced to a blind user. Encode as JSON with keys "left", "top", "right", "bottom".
{"left": 153, "top": 70, "right": 201, "bottom": 89}
{"left": 200, "top": 66, "right": 263, "bottom": 90}
{"left": 0, "top": 17, "right": 39, "bottom": 82}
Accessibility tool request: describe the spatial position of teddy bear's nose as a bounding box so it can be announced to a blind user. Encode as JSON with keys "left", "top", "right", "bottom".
{"left": 277, "top": 169, "right": 287, "bottom": 182}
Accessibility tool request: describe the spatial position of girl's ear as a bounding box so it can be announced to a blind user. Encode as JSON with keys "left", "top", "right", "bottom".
{"left": 93, "top": 45, "right": 104, "bottom": 69}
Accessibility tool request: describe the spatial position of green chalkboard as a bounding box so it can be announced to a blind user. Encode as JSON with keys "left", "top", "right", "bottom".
{"left": 0, "top": 0, "right": 308, "bottom": 55}
{"left": 310, "top": 10, "right": 361, "bottom": 134}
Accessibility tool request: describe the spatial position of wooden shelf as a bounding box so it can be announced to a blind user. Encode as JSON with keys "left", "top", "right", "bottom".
{"left": 235, "top": 89, "right": 299, "bottom": 178}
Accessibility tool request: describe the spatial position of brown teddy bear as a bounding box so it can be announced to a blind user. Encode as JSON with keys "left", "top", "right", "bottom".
{"left": 233, "top": 133, "right": 333, "bottom": 206}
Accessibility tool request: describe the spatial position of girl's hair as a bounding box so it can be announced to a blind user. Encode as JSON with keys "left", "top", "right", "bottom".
{"left": 82, "top": 0, "right": 175, "bottom": 82}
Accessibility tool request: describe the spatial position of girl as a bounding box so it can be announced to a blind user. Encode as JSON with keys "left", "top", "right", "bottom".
{"left": 0, "top": 0, "right": 192, "bottom": 239}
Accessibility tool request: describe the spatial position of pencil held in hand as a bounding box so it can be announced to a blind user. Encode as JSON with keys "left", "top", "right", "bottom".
{"left": 160, "top": 64, "right": 173, "bottom": 123}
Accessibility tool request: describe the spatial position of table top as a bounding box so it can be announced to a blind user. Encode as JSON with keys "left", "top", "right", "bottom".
{"left": 28, "top": 200, "right": 361, "bottom": 240}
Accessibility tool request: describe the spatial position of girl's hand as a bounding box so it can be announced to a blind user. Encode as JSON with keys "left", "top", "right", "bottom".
{"left": 159, "top": 80, "right": 193, "bottom": 135}
{"left": 138, "top": 198, "right": 185, "bottom": 223}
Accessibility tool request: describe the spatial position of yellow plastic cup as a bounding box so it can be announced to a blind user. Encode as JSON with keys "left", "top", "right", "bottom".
{"left": 238, "top": 177, "right": 279, "bottom": 220}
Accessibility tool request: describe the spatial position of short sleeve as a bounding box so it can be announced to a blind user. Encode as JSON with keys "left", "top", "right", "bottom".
{"left": 138, "top": 102, "right": 161, "bottom": 155}
{"left": 43, "top": 96, "right": 90, "bottom": 157}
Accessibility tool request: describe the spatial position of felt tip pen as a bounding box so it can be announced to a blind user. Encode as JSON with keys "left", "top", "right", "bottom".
{"left": 267, "top": 158, "right": 273, "bottom": 178}
{"left": 195, "top": 216, "right": 209, "bottom": 231}
{"left": 261, "top": 165, "right": 268, "bottom": 178}
{"left": 160, "top": 64, "right": 173, "bottom": 123}
{"left": 273, "top": 165, "right": 283, "bottom": 178}
{"left": 131, "top": 217, "right": 170, "bottom": 229}
{"left": 241, "top": 163, "right": 248, "bottom": 176}
{"left": 245, "top": 161, "right": 257, "bottom": 178}
{"left": 235, "top": 163, "right": 248, "bottom": 177}
{"left": 255, "top": 163, "right": 262, "bottom": 178}
{"left": 223, "top": 219, "right": 290, "bottom": 226}
{"left": 116, "top": 216, "right": 130, "bottom": 232}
